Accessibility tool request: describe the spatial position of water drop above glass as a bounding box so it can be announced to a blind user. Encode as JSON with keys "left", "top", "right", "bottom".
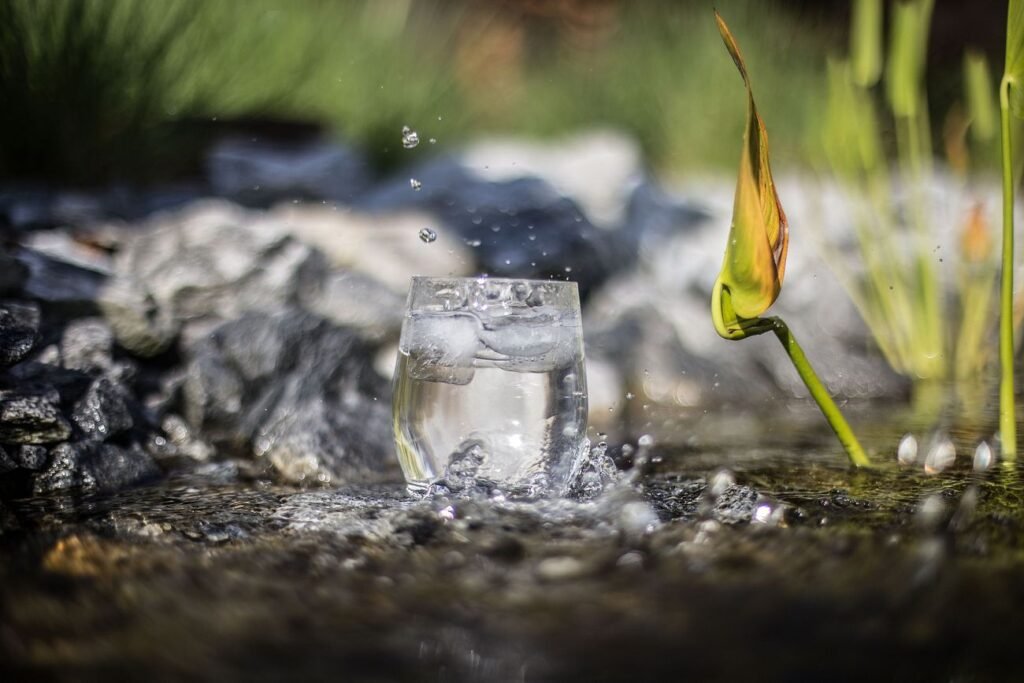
{"left": 392, "top": 277, "right": 588, "bottom": 494}
{"left": 401, "top": 125, "right": 420, "bottom": 149}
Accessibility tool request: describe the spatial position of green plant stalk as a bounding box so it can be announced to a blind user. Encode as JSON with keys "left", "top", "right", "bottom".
{"left": 766, "top": 317, "right": 871, "bottom": 467}
{"left": 1000, "top": 77, "right": 1018, "bottom": 459}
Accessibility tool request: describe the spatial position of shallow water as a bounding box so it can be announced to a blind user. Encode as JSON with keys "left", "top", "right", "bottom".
{"left": 3, "top": 400, "right": 1024, "bottom": 682}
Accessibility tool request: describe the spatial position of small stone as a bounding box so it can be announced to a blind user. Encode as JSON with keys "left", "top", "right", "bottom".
{"left": 536, "top": 556, "right": 586, "bottom": 582}
{"left": 14, "top": 444, "right": 48, "bottom": 470}
{"left": 71, "top": 377, "right": 134, "bottom": 440}
{"left": 0, "top": 388, "right": 72, "bottom": 444}
{"left": 59, "top": 318, "right": 114, "bottom": 373}
{"left": 98, "top": 276, "right": 178, "bottom": 357}
{"left": 712, "top": 484, "right": 759, "bottom": 525}
{"left": 0, "top": 301, "right": 40, "bottom": 368}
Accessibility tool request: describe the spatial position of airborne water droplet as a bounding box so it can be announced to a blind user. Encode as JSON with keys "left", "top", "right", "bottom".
{"left": 419, "top": 228, "right": 437, "bottom": 243}
{"left": 401, "top": 126, "right": 420, "bottom": 149}
{"left": 410, "top": 178, "right": 422, "bottom": 191}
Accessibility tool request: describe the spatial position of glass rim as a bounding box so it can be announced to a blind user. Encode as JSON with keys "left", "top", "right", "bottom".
{"left": 410, "top": 275, "right": 579, "bottom": 288}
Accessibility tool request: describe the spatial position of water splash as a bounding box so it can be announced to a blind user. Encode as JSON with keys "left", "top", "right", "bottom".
{"left": 897, "top": 433, "right": 918, "bottom": 465}
{"left": 410, "top": 178, "right": 422, "bottom": 191}
{"left": 401, "top": 126, "right": 420, "bottom": 149}
{"left": 419, "top": 228, "right": 438, "bottom": 243}
{"left": 973, "top": 441, "right": 994, "bottom": 472}
{"left": 923, "top": 437, "right": 955, "bottom": 475}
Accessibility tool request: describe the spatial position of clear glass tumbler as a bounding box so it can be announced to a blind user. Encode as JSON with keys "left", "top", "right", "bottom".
{"left": 392, "top": 277, "right": 588, "bottom": 494}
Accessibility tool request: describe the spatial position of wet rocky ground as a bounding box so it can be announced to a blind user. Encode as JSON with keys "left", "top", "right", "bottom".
{"left": 4, "top": 417, "right": 1024, "bottom": 682}
{"left": 3, "top": 131, "right": 1023, "bottom": 681}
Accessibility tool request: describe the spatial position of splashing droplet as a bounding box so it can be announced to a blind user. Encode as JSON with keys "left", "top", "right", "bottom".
{"left": 924, "top": 437, "right": 956, "bottom": 474}
{"left": 973, "top": 441, "right": 994, "bottom": 472}
{"left": 897, "top": 433, "right": 918, "bottom": 465}
{"left": 401, "top": 126, "right": 420, "bottom": 149}
{"left": 429, "top": 137, "right": 437, "bottom": 144}
{"left": 419, "top": 228, "right": 437, "bottom": 243}
{"left": 409, "top": 178, "right": 422, "bottom": 191}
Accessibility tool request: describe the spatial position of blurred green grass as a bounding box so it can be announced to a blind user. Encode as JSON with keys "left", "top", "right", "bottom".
{"left": 0, "top": 0, "right": 837, "bottom": 184}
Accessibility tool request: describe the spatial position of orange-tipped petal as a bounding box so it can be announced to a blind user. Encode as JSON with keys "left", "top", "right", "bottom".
{"left": 712, "top": 12, "right": 789, "bottom": 336}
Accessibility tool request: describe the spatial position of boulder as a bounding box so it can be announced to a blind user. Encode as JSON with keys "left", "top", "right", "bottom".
{"left": 183, "top": 309, "right": 396, "bottom": 484}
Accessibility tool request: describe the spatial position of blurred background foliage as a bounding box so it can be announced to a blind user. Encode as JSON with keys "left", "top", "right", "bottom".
{"left": 0, "top": 0, "right": 1007, "bottom": 185}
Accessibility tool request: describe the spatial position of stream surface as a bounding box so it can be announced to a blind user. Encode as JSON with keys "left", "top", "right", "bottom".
{"left": 3, "top": 400, "right": 1024, "bottom": 682}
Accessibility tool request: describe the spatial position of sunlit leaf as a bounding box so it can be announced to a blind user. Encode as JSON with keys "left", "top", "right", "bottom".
{"left": 851, "top": 0, "right": 882, "bottom": 87}
{"left": 1006, "top": 0, "right": 1024, "bottom": 118}
{"left": 711, "top": 11, "right": 788, "bottom": 340}
{"left": 965, "top": 51, "right": 997, "bottom": 142}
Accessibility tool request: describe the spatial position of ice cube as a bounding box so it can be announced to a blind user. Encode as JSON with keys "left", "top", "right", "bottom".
{"left": 478, "top": 309, "right": 575, "bottom": 372}
{"left": 402, "top": 312, "right": 480, "bottom": 384}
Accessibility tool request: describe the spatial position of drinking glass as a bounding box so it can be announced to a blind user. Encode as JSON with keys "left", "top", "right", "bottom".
{"left": 392, "top": 277, "right": 588, "bottom": 493}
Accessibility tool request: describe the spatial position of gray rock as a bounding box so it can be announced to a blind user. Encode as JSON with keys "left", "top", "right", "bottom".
{"left": 108, "top": 201, "right": 329, "bottom": 338}
{"left": 59, "top": 317, "right": 114, "bottom": 373}
{"left": 298, "top": 269, "right": 404, "bottom": 343}
{"left": 98, "top": 276, "right": 178, "bottom": 357}
{"left": 183, "top": 309, "right": 396, "bottom": 484}
{"left": 0, "top": 301, "right": 40, "bottom": 368}
{"left": 0, "top": 388, "right": 72, "bottom": 444}
{"left": 206, "top": 137, "right": 370, "bottom": 205}
{"left": 71, "top": 377, "right": 134, "bottom": 440}
{"left": 32, "top": 441, "right": 159, "bottom": 494}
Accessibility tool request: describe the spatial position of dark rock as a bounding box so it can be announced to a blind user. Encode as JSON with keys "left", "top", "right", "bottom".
{"left": 14, "top": 445, "right": 48, "bottom": 470}
{"left": 0, "top": 388, "right": 72, "bottom": 444}
{"left": 359, "top": 157, "right": 619, "bottom": 300}
{"left": 15, "top": 247, "right": 106, "bottom": 314}
{"left": 0, "top": 250, "right": 28, "bottom": 296}
{"left": 0, "top": 445, "right": 15, "bottom": 474}
{"left": 71, "top": 377, "right": 134, "bottom": 440}
{"left": 624, "top": 180, "right": 709, "bottom": 248}
{"left": 32, "top": 441, "right": 159, "bottom": 494}
{"left": 713, "top": 484, "right": 760, "bottom": 525}
{"left": 183, "top": 309, "right": 395, "bottom": 484}
{"left": 0, "top": 301, "right": 40, "bottom": 368}
{"left": 206, "top": 137, "right": 371, "bottom": 206}
{"left": 5, "top": 362, "right": 93, "bottom": 405}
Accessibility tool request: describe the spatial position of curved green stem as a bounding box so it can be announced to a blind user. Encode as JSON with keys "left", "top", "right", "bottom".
{"left": 768, "top": 317, "right": 871, "bottom": 467}
{"left": 1000, "top": 77, "right": 1017, "bottom": 460}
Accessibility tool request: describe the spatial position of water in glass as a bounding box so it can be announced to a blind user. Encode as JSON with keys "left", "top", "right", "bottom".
{"left": 392, "top": 277, "right": 588, "bottom": 493}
